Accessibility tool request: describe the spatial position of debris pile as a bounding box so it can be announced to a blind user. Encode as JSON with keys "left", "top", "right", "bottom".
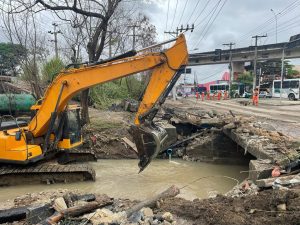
{"left": 0, "top": 186, "right": 182, "bottom": 225}
{"left": 161, "top": 105, "right": 300, "bottom": 185}
{"left": 2, "top": 187, "right": 299, "bottom": 225}
{"left": 109, "top": 98, "right": 139, "bottom": 112}
{"left": 226, "top": 180, "right": 259, "bottom": 198}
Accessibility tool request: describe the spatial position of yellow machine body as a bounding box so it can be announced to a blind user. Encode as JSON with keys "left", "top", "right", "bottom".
{"left": 0, "top": 34, "right": 188, "bottom": 168}
{"left": 0, "top": 128, "right": 42, "bottom": 163}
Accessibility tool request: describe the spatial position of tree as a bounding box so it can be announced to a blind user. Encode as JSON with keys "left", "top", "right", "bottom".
{"left": 42, "top": 57, "right": 65, "bottom": 83}
{"left": 237, "top": 72, "right": 253, "bottom": 85}
{"left": 0, "top": 2, "right": 48, "bottom": 98}
{"left": 31, "top": 0, "right": 122, "bottom": 124}
{"left": 0, "top": 43, "right": 26, "bottom": 76}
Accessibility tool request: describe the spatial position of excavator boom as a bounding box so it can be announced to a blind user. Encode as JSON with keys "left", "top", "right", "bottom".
{"left": 0, "top": 34, "right": 188, "bottom": 171}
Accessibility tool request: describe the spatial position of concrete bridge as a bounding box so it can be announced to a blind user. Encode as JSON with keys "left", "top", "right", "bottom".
{"left": 188, "top": 38, "right": 300, "bottom": 76}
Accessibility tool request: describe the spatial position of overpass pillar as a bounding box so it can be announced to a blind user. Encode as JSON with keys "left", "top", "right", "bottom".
{"left": 232, "top": 62, "right": 245, "bottom": 81}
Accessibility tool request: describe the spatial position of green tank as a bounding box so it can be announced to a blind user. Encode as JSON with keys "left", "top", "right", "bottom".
{"left": 0, "top": 94, "right": 36, "bottom": 113}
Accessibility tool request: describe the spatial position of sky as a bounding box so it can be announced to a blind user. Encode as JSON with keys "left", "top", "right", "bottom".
{"left": 1, "top": 0, "right": 300, "bottom": 84}
{"left": 137, "top": 0, "right": 300, "bottom": 83}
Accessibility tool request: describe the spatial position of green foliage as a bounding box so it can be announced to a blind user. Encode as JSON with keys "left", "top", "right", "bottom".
{"left": 20, "top": 60, "right": 39, "bottom": 81}
{"left": 0, "top": 43, "right": 26, "bottom": 75}
{"left": 90, "top": 76, "right": 144, "bottom": 109}
{"left": 237, "top": 72, "right": 253, "bottom": 85}
{"left": 42, "top": 57, "right": 65, "bottom": 83}
{"left": 286, "top": 68, "right": 299, "bottom": 79}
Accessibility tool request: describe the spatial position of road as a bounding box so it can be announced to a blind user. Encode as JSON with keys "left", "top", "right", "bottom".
{"left": 167, "top": 98, "right": 300, "bottom": 139}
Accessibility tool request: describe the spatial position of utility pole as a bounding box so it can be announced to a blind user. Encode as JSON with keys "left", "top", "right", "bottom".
{"left": 223, "top": 42, "right": 235, "bottom": 94}
{"left": 164, "top": 24, "right": 194, "bottom": 101}
{"left": 270, "top": 9, "right": 279, "bottom": 44}
{"left": 48, "top": 23, "right": 61, "bottom": 58}
{"left": 164, "top": 31, "right": 178, "bottom": 38}
{"left": 107, "top": 31, "right": 113, "bottom": 58}
{"left": 280, "top": 46, "right": 285, "bottom": 102}
{"left": 252, "top": 34, "right": 267, "bottom": 89}
{"left": 164, "top": 24, "right": 194, "bottom": 38}
{"left": 128, "top": 25, "right": 140, "bottom": 50}
{"left": 177, "top": 24, "right": 194, "bottom": 34}
{"left": 107, "top": 30, "right": 125, "bottom": 58}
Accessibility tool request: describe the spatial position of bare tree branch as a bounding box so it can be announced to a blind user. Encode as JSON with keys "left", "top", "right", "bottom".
{"left": 35, "top": 0, "right": 106, "bottom": 19}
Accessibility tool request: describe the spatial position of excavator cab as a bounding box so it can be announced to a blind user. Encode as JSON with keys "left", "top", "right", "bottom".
{"left": 57, "top": 106, "right": 82, "bottom": 150}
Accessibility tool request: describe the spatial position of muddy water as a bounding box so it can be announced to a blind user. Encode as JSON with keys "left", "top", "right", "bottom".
{"left": 0, "top": 159, "right": 248, "bottom": 202}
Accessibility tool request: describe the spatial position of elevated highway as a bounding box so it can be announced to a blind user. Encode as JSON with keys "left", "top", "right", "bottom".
{"left": 188, "top": 39, "right": 300, "bottom": 66}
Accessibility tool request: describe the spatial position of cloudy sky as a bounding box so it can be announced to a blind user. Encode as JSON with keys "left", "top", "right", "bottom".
{"left": 1, "top": 0, "right": 299, "bottom": 83}
{"left": 136, "top": 0, "right": 300, "bottom": 83}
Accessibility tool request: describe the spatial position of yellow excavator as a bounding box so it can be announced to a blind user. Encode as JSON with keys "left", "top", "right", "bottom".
{"left": 0, "top": 34, "right": 188, "bottom": 182}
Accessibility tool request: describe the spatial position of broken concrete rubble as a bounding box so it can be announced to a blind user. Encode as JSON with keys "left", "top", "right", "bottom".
{"left": 0, "top": 186, "right": 180, "bottom": 225}
{"left": 163, "top": 105, "right": 300, "bottom": 183}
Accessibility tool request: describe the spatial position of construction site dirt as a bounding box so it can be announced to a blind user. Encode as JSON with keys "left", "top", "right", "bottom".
{"left": 0, "top": 98, "right": 300, "bottom": 224}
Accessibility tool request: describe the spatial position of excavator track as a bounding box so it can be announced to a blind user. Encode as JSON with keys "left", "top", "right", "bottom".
{"left": 0, "top": 163, "right": 96, "bottom": 186}
{"left": 56, "top": 149, "right": 97, "bottom": 164}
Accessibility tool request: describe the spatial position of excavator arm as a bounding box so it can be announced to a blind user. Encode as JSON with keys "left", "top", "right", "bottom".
{"left": 0, "top": 34, "right": 188, "bottom": 170}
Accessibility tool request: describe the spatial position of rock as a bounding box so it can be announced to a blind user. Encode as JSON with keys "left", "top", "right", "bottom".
{"left": 277, "top": 203, "right": 286, "bottom": 211}
{"left": 152, "top": 219, "right": 159, "bottom": 225}
{"left": 242, "top": 129, "right": 250, "bottom": 133}
{"left": 53, "top": 197, "right": 67, "bottom": 212}
{"left": 141, "top": 207, "right": 153, "bottom": 218}
{"left": 223, "top": 123, "right": 236, "bottom": 130}
{"left": 162, "top": 212, "right": 173, "bottom": 222}
{"left": 156, "top": 201, "right": 161, "bottom": 208}
{"left": 207, "top": 111, "right": 214, "bottom": 118}
{"left": 249, "top": 209, "right": 256, "bottom": 214}
{"left": 163, "top": 221, "right": 172, "bottom": 225}
{"left": 83, "top": 208, "right": 127, "bottom": 225}
{"left": 128, "top": 210, "right": 143, "bottom": 223}
{"left": 143, "top": 217, "right": 153, "bottom": 225}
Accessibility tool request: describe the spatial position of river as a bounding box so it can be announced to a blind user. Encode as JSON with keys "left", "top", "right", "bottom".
{"left": 0, "top": 159, "right": 248, "bottom": 202}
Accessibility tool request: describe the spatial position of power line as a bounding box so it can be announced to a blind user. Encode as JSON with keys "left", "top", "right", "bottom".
{"left": 235, "top": 0, "right": 300, "bottom": 45}
{"left": 186, "top": 0, "right": 202, "bottom": 24}
{"left": 268, "top": 23, "right": 300, "bottom": 37}
{"left": 263, "top": 16, "right": 300, "bottom": 35}
{"left": 165, "top": 0, "right": 171, "bottom": 31}
{"left": 193, "top": 0, "right": 226, "bottom": 49}
{"left": 177, "top": 0, "right": 190, "bottom": 28}
{"left": 197, "top": 0, "right": 227, "bottom": 46}
{"left": 200, "top": 67, "right": 227, "bottom": 82}
{"left": 186, "top": 0, "right": 218, "bottom": 42}
{"left": 170, "top": 0, "right": 179, "bottom": 30}
{"left": 238, "top": 0, "right": 300, "bottom": 40}
{"left": 192, "top": 0, "right": 212, "bottom": 25}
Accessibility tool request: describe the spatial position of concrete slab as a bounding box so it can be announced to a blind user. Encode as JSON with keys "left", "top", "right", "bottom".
{"left": 249, "top": 160, "right": 273, "bottom": 181}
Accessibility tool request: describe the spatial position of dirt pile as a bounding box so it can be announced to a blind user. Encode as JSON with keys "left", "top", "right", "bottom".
{"left": 82, "top": 109, "right": 138, "bottom": 159}
{"left": 159, "top": 189, "right": 300, "bottom": 225}
{"left": 1, "top": 188, "right": 299, "bottom": 225}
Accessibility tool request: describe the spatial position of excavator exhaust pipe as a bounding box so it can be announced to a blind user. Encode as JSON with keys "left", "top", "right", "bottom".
{"left": 130, "top": 124, "right": 168, "bottom": 172}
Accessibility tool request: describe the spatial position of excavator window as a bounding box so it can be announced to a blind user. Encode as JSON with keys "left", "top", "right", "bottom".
{"left": 62, "top": 108, "right": 81, "bottom": 144}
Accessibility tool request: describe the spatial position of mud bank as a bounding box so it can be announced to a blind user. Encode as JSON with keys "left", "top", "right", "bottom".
{"left": 0, "top": 187, "right": 299, "bottom": 225}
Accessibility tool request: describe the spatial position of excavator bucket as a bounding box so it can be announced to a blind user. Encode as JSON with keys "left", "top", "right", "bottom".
{"left": 131, "top": 124, "right": 168, "bottom": 172}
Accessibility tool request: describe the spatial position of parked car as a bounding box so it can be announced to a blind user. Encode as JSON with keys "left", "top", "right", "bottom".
{"left": 259, "top": 91, "right": 272, "bottom": 98}
{"left": 242, "top": 92, "right": 252, "bottom": 98}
